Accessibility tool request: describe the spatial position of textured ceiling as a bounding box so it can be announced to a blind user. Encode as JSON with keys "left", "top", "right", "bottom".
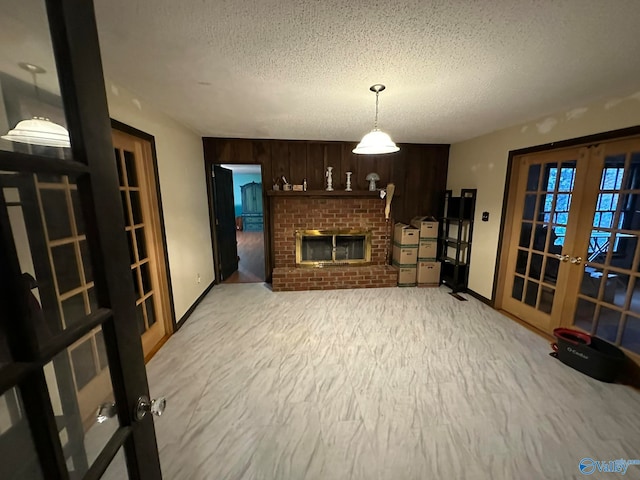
{"left": 94, "top": 0, "right": 640, "bottom": 144}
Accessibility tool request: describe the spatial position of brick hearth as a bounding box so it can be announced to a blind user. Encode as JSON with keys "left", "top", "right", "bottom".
{"left": 270, "top": 195, "right": 398, "bottom": 291}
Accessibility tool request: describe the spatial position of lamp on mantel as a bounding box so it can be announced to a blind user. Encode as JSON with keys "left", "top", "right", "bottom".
{"left": 353, "top": 84, "right": 399, "bottom": 155}
{"left": 1, "top": 63, "right": 71, "bottom": 148}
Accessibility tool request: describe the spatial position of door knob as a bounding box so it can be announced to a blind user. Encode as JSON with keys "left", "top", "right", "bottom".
{"left": 96, "top": 402, "right": 117, "bottom": 423}
{"left": 554, "top": 254, "right": 570, "bottom": 262}
{"left": 570, "top": 256, "right": 583, "bottom": 265}
{"left": 135, "top": 395, "right": 167, "bottom": 421}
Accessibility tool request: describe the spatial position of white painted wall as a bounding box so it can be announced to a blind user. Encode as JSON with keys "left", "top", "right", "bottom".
{"left": 105, "top": 80, "right": 214, "bottom": 320}
{"left": 448, "top": 90, "right": 640, "bottom": 299}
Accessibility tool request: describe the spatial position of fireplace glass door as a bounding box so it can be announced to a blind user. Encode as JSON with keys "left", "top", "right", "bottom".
{"left": 296, "top": 230, "right": 371, "bottom": 266}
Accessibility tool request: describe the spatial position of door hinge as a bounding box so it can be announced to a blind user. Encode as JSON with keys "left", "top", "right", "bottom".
{"left": 215, "top": 218, "right": 219, "bottom": 225}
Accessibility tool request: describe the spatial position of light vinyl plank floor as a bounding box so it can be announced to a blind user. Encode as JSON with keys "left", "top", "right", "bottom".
{"left": 143, "top": 284, "right": 640, "bottom": 480}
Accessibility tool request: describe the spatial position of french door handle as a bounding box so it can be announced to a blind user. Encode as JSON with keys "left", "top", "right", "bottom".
{"left": 570, "top": 256, "right": 583, "bottom": 265}
{"left": 135, "top": 395, "right": 167, "bottom": 421}
{"left": 554, "top": 254, "right": 569, "bottom": 262}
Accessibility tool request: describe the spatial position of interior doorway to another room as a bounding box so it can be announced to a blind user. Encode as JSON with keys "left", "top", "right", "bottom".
{"left": 212, "top": 164, "right": 265, "bottom": 283}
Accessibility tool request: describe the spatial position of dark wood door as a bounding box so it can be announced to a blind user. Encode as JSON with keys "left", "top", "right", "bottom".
{"left": 0, "top": 0, "right": 161, "bottom": 478}
{"left": 213, "top": 165, "right": 238, "bottom": 280}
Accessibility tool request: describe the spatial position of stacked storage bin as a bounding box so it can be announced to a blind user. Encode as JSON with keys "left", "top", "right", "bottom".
{"left": 411, "top": 216, "right": 441, "bottom": 287}
{"left": 392, "top": 223, "right": 419, "bottom": 286}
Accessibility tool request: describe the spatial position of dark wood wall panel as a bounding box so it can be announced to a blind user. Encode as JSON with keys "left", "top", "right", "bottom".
{"left": 202, "top": 137, "right": 450, "bottom": 281}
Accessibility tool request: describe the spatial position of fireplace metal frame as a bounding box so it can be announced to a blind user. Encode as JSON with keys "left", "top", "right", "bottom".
{"left": 295, "top": 229, "right": 372, "bottom": 267}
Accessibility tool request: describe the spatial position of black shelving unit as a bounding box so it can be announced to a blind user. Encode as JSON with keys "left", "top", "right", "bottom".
{"left": 439, "top": 189, "right": 477, "bottom": 292}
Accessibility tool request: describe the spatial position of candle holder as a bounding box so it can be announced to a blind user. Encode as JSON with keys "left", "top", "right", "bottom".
{"left": 326, "top": 166, "right": 334, "bottom": 191}
{"left": 345, "top": 171, "right": 353, "bottom": 191}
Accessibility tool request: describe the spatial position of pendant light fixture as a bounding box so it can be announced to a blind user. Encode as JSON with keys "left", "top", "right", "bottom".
{"left": 353, "top": 84, "right": 399, "bottom": 155}
{"left": 1, "top": 62, "right": 71, "bottom": 148}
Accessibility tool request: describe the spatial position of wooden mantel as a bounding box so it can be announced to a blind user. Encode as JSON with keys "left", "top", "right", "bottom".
{"left": 266, "top": 190, "right": 381, "bottom": 198}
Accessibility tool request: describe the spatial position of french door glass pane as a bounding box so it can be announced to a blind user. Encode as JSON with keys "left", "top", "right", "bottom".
{"left": 621, "top": 315, "right": 640, "bottom": 352}
{"left": 44, "top": 330, "right": 118, "bottom": 478}
{"left": 102, "top": 447, "right": 130, "bottom": 480}
{"left": 0, "top": 388, "right": 44, "bottom": 479}
{"left": 0, "top": 0, "right": 72, "bottom": 159}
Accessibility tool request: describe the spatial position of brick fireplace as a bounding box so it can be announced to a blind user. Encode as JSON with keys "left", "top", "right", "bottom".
{"left": 270, "top": 193, "right": 398, "bottom": 291}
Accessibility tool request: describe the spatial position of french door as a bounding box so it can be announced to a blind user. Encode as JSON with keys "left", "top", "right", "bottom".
{"left": 499, "top": 135, "right": 640, "bottom": 359}
{"left": 112, "top": 129, "right": 172, "bottom": 359}
{"left": 0, "top": 0, "right": 162, "bottom": 479}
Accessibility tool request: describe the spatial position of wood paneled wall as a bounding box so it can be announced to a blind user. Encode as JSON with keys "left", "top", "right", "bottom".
{"left": 202, "top": 137, "right": 450, "bottom": 281}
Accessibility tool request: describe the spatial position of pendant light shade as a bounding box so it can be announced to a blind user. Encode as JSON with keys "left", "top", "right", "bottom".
{"left": 1, "top": 63, "right": 71, "bottom": 149}
{"left": 353, "top": 84, "right": 399, "bottom": 155}
{"left": 2, "top": 117, "right": 71, "bottom": 148}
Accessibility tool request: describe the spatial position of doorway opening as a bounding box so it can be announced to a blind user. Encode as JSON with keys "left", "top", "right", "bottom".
{"left": 212, "top": 164, "right": 265, "bottom": 283}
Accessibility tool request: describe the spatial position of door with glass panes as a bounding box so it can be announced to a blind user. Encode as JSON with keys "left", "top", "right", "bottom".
{"left": 0, "top": 0, "right": 163, "bottom": 479}
{"left": 499, "top": 136, "right": 640, "bottom": 360}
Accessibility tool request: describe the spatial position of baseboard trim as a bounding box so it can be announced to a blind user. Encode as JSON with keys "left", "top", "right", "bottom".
{"left": 175, "top": 281, "right": 215, "bottom": 330}
{"left": 467, "top": 288, "right": 493, "bottom": 307}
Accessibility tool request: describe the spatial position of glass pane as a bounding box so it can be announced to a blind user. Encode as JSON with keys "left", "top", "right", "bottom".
{"left": 95, "top": 330, "right": 109, "bottom": 371}
{"left": 543, "top": 257, "right": 560, "bottom": 285}
{"left": 130, "top": 190, "right": 143, "bottom": 225}
{"left": 581, "top": 266, "right": 604, "bottom": 300}
{"left": 512, "top": 275, "right": 524, "bottom": 301}
{"left": 132, "top": 268, "right": 141, "bottom": 298}
{"left": 79, "top": 240, "right": 93, "bottom": 283}
{"left": 126, "top": 231, "right": 136, "bottom": 264}
{"left": 542, "top": 163, "right": 558, "bottom": 191}
{"left": 595, "top": 307, "right": 621, "bottom": 343}
{"left": 145, "top": 296, "right": 156, "bottom": 327}
{"left": 611, "top": 233, "right": 638, "bottom": 271}
{"left": 518, "top": 222, "right": 532, "bottom": 248}
{"left": 624, "top": 153, "right": 640, "bottom": 190}
{"left": 124, "top": 150, "right": 138, "bottom": 187}
{"left": 526, "top": 164, "right": 541, "bottom": 191}
{"left": 537, "top": 193, "right": 554, "bottom": 223}
{"left": 524, "top": 281, "right": 539, "bottom": 307}
{"left": 135, "top": 227, "right": 147, "bottom": 261}
{"left": 88, "top": 287, "right": 99, "bottom": 313}
{"left": 40, "top": 189, "right": 72, "bottom": 240}
{"left": 102, "top": 447, "right": 129, "bottom": 480}
{"left": 115, "top": 149, "right": 125, "bottom": 187}
{"left": 44, "top": 332, "right": 117, "bottom": 478}
{"left": 515, "top": 250, "right": 528, "bottom": 275}
{"left": 574, "top": 298, "right": 596, "bottom": 332}
{"left": 539, "top": 287, "right": 554, "bottom": 314}
{"left": 52, "top": 243, "right": 81, "bottom": 293}
{"left": 619, "top": 193, "right": 640, "bottom": 230}
{"left": 588, "top": 229, "right": 612, "bottom": 265}
{"left": 70, "top": 189, "right": 85, "bottom": 235}
{"left": 61, "top": 292, "right": 86, "bottom": 327}
{"left": 120, "top": 190, "right": 130, "bottom": 226}
{"left": 531, "top": 225, "right": 548, "bottom": 252}
{"left": 522, "top": 195, "right": 536, "bottom": 220}
{"left": 529, "top": 253, "right": 543, "bottom": 280}
{"left": 558, "top": 163, "right": 576, "bottom": 192}
{"left": 136, "top": 303, "right": 145, "bottom": 334}
{"left": 0, "top": 388, "right": 45, "bottom": 479}
{"left": 141, "top": 262, "right": 152, "bottom": 293}
{"left": 0, "top": 0, "right": 71, "bottom": 159}
{"left": 621, "top": 315, "right": 640, "bottom": 354}
{"left": 70, "top": 338, "right": 98, "bottom": 390}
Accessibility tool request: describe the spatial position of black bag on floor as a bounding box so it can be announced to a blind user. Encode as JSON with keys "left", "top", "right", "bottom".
{"left": 551, "top": 328, "right": 626, "bottom": 383}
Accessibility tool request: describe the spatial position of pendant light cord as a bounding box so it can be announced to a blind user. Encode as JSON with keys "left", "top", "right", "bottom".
{"left": 374, "top": 90, "right": 379, "bottom": 130}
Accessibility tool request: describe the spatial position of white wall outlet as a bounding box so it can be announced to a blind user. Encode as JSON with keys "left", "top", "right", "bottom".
{"left": 196, "top": 273, "right": 201, "bottom": 284}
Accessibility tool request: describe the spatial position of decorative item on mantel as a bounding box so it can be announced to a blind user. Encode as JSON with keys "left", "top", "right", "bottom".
{"left": 281, "top": 176, "right": 292, "bottom": 191}
{"left": 366, "top": 172, "right": 380, "bottom": 191}
{"left": 325, "top": 166, "right": 334, "bottom": 191}
{"left": 345, "top": 171, "right": 353, "bottom": 191}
